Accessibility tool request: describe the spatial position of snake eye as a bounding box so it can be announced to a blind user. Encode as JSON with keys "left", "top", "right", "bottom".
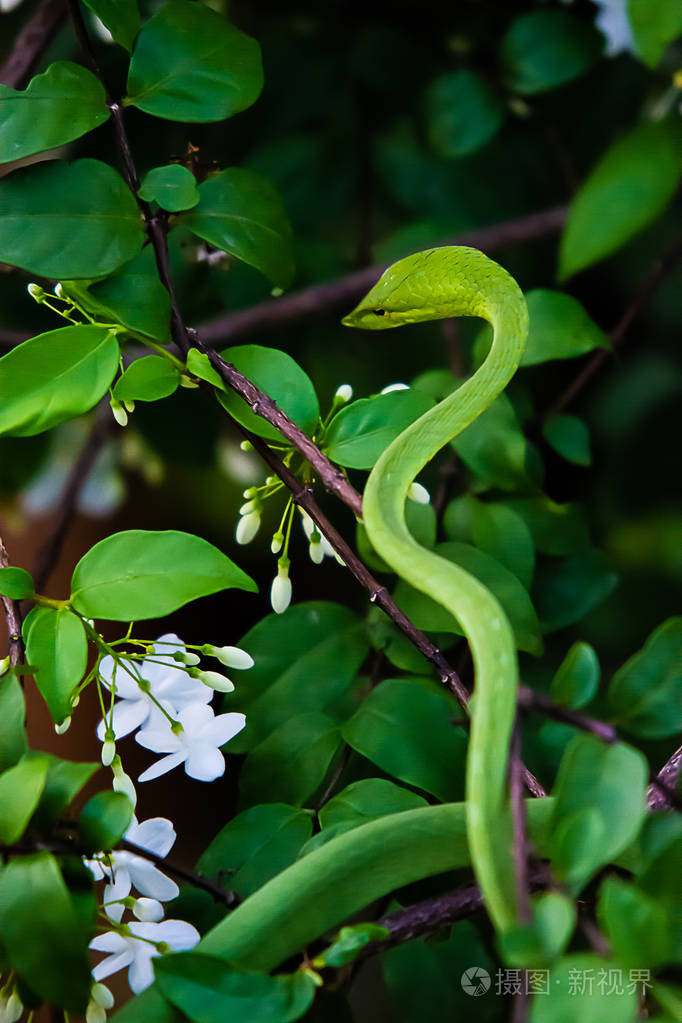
{"left": 373, "top": 309, "right": 386, "bottom": 317}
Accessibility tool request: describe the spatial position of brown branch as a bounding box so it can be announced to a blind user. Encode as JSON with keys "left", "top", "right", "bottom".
{"left": 517, "top": 686, "right": 618, "bottom": 744}
{"left": 647, "top": 743, "right": 682, "bottom": 811}
{"left": 509, "top": 719, "right": 532, "bottom": 925}
{"left": 33, "top": 402, "right": 112, "bottom": 592}
{"left": 0, "top": 0, "right": 66, "bottom": 88}
{"left": 0, "top": 535, "right": 24, "bottom": 669}
{"left": 549, "top": 229, "right": 682, "bottom": 416}
{"left": 197, "top": 206, "right": 567, "bottom": 345}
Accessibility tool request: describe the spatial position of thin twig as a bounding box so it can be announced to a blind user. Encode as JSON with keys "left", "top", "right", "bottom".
{"left": 33, "top": 403, "right": 112, "bottom": 592}
{"left": 509, "top": 718, "right": 532, "bottom": 925}
{"left": 0, "top": 0, "right": 65, "bottom": 88}
{"left": 119, "top": 837, "right": 239, "bottom": 908}
{"left": 518, "top": 686, "right": 618, "bottom": 744}
{"left": 0, "top": 535, "right": 24, "bottom": 668}
{"left": 647, "top": 743, "right": 682, "bottom": 811}
{"left": 197, "top": 207, "right": 568, "bottom": 345}
{"left": 549, "top": 230, "right": 682, "bottom": 416}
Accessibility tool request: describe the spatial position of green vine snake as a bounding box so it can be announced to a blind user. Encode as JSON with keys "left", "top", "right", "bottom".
{"left": 112, "top": 247, "right": 531, "bottom": 1021}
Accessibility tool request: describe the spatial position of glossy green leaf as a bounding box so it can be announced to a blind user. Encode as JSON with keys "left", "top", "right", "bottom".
{"left": 529, "top": 954, "right": 637, "bottom": 1023}
{"left": 551, "top": 641, "right": 600, "bottom": 709}
{"left": 394, "top": 541, "right": 543, "bottom": 655}
{"left": 216, "top": 345, "right": 318, "bottom": 442}
{"left": 320, "top": 779, "right": 428, "bottom": 832}
{"left": 23, "top": 607, "right": 87, "bottom": 724}
{"left": 126, "top": 0, "right": 262, "bottom": 122}
{"left": 452, "top": 392, "right": 542, "bottom": 492}
{"left": 63, "top": 247, "right": 171, "bottom": 342}
{"left": 186, "top": 348, "right": 225, "bottom": 389}
{"left": 156, "top": 953, "right": 315, "bottom": 1023}
{"left": 500, "top": 891, "right": 576, "bottom": 966}
{"left": 182, "top": 169, "right": 294, "bottom": 288}
{"left": 522, "top": 290, "right": 610, "bottom": 366}
{"left": 198, "top": 804, "right": 313, "bottom": 899}
{"left": 342, "top": 678, "right": 467, "bottom": 801}
{"left": 113, "top": 356, "right": 180, "bottom": 402}
{"left": 138, "top": 164, "right": 199, "bottom": 212}
{"left": 469, "top": 501, "right": 535, "bottom": 589}
{"left": 29, "top": 754, "right": 98, "bottom": 832}
{"left": 543, "top": 414, "right": 591, "bottom": 466}
{"left": 627, "top": 0, "right": 682, "bottom": 67}
{"left": 597, "top": 876, "right": 673, "bottom": 968}
{"left": 0, "top": 62, "right": 109, "bottom": 163}
{"left": 425, "top": 70, "right": 503, "bottom": 158}
{"left": 357, "top": 499, "right": 437, "bottom": 575}
{"left": 559, "top": 121, "right": 681, "bottom": 281}
{"left": 82, "top": 0, "right": 140, "bottom": 50}
{"left": 0, "top": 566, "right": 34, "bottom": 599}
{"left": 315, "top": 924, "right": 389, "bottom": 968}
{"left": 0, "top": 159, "right": 145, "bottom": 279}
{"left": 0, "top": 853, "right": 93, "bottom": 1013}
{"left": 0, "top": 755, "right": 48, "bottom": 844}
{"left": 0, "top": 673, "right": 27, "bottom": 772}
{"left": 607, "top": 617, "right": 682, "bottom": 738}
{"left": 0, "top": 326, "right": 120, "bottom": 438}
{"left": 534, "top": 551, "right": 618, "bottom": 632}
{"left": 238, "top": 712, "right": 341, "bottom": 808}
{"left": 501, "top": 497, "right": 590, "bottom": 555}
{"left": 79, "top": 790, "right": 134, "bottom": 852}
{"left": 70, "top": 529, "right": 256, "bottom": 621}
{"left": 549, "top": 735, "right": 648, "bottom": 890}
{"left": 323, "top": 389, "right": 434, "bottom": 469}
{"left": 501, "top": 10, "right": 602, "bottom": 94}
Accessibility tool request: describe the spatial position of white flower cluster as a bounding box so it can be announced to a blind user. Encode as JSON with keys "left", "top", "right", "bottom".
{"left": 97, "top": 634, "right": 249, "bottom": 783}
{"left": 87, "top": 816, "right": 199, "bottom": 997}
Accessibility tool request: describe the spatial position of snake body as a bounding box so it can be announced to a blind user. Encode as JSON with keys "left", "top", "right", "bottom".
{"left": 342, "top": 246, "right": 529, "bottom": 932}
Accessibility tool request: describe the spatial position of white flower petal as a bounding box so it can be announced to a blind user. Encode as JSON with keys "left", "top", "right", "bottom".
{"left": 90, "top": 932, "right": 128, "bottom": 954}
{"left": 127, "top": 859, "right": 179, "bottom": 902}
{"left": 127, "top": 947, "right": 157, "bottom": 993}
{"left": 149, "top": 920, "right": 200, "bottom": 950}
{"left": 98, "top": 697, "right": 150, "bottom": 741}
{"left": 127, "top": 817, "right": 176, "bottom": 857}
{"left": 185, "top": 745, "right": 225, "bottom": 782}
{"left": 135, "top": 723, "right": 182, "bottom": 754}
{"left": 133, "top": 898, "right": 164, "bottom": 922}
{"left": 177, "top": 702, "right": 215, "bottom": 731}
{"left": 138, "top": 752, "right": 186, "bottom": 783}
{"left": 202, "top": 712, "right": 246, "bottom": 748}
{"left": 92, "top": 950, "right": 134, "bottom": 982}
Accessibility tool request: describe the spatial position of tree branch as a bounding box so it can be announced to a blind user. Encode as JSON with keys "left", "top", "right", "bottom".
{"left": 0, "top": 0, "right": 65, "bottom": 88}
{"left": 647, "top": 742, "right": 682, "bottom": 811}
{"left": 197, "top": 206, "right": 568, "bottom": 345}
{"left": 509, "top": 719, "right": 532, "bottom": 925}
{"left": 0, "top": 535, "right": 24, "bottom": 668}
{"left": 118, "top": 837, "right": 239, "bottom": 908}
{"left": 517, "top": 686, "right": 618, "bottom": 744}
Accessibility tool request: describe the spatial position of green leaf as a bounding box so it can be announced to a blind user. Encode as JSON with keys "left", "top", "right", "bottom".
{"left": 0, "top": 566, "right": 34, "bottom": 599}
{"left": 551, "top": 641, "right": 600, "bottom": 709}
{"left": 469, "top": 501, "right": 535, "bottom": 589}
{"left": 521, "top": 290, "right": 610, "bottom": 366}
{"left": 451, "top": 392, "right": 542, "bottom": 493}
{"left": 543, "top": 414, "right": 591, "bottom": 466}
{"left": 559, "top": 121, "right": 681, "bottom": 281}
{"left": 216, "top": 345, "right": 318, "bottom": 442}
{"left": 182, "top": 169, "right": 294, "bottom": 288}
{"left": 534, "top": 551, "right": 618, "bottom": 632}
{"left": 238, "top": 712, "right": 341, "bottom": 808}
{"left": 0, "top": 673, "right": 27, "bottom": 772}
{"left": 549, "top": 735, "right": 648, "bottom": 891}
{"left": 79, "top": 790, "right": 134, "bottom": 852}
{"left": 113, "top": 356, "right": 180, "bottom": 402}
{"left": 627, "top": 0, "right": 682, "bottom": 67}
{"left": 83, "top": 0, "right": 140, "bottom": 51}
{"left": 0, "top": 326, "right": 120, "bottom": 438}
{"left": 125, "top": 0, "right": 262, "bottom": 122}
{"left": 63, "top": 247, "right": 172, "bottom": 342}
{"left": 315, "top": 923, "right": 389, "bottom": 968}
{"left": 139, "top": 164, "right": 199, "bottom": 212}
{"left": 529, "top": 954, "right": 637, "bottom": 1023}
{"left": 320, "top": 778, "right": 428, "bottom": 832}
{"left": 70, "top": 529, "right": 257, "bottom": 621}
{"left": 394, "top": 541, "right": 543, "bottom": 655}
{"left": 228, "top": 605, "right": 367, "bottom": 753}
{"left": 198, "top": 804, "right": 313, "bottom": 899}
{"left": 323, "top": 389, "right": 434, "bottom": 469}
{"left": 607, "top": 617, "right": 682, "bottom": 738}
{"left": 425, "top": 70, "right": 503, "bottom": 158}
{"left": 0, "top": 755, "right": 48, "bottom": 844}
{"left": 186, "top": 348, "right": 225, "bottom": 389}
{"left": 500, "top": 891, "right": 576, "bottom": 966}
{"left": 597, "top": 876, "right": 673, "bottom": 968}
{"left": 23, "top": 607, "right": 87, "bottom": 724}
{"left": 501, "top": 10, "right": 602, "bottom": 94}
{"left": 155, "top": 953, "right": 315, "bottom": 1023}
{"left": 0, "top": 853, "right": 93, "bottom": 1013}
{"left": 501, "top": 497, "right": 590, "bottom": 555}
{"left": 29, "top": 754, "right": 98, "bottom": 832}
{"left": 342, "top": 678, "right": 467, "bottom": 801}
{"left": 0, "top": 62, "right": 109, "bottom": 163}
{"left": 0, "top": 159, "right": 145, "bottom": 279}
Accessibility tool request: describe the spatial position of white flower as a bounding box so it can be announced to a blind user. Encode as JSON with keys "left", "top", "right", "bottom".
{"left": 86, "top": 816, "right": 179, "bottom": 922}
{"left": 236, "top": 510, "right": 261, "bottom": 545}
{"left": 90, "top": 919, "right": 199, "bottom": 994}
{"left": 202, "top": 644, "right": 254, "bottom": 670}
{"left": 136, "top": 703, "right": 245, "bottom": 783}
{"left": 97, "top": 634, "right": 211, "bottom": 741}
{"left": 132, "top": 898, "right": 164, "bottom": 922}
{"left": 112, "top": 758, "right": 137, "bottom": 809}
{"left": 594, "top": 0, "right": 635, "bottom": 56}
{"left": 300, "top": 511, "right": 335, "bottom": 561}
{"left": 407, "top": 482, "right": 430, "bottom": 505}
{"left": 86, "top": 983, "right": 114, "bottom": 1023}
{"left": 270, "top": 564, "right": 292, "bottom": 614}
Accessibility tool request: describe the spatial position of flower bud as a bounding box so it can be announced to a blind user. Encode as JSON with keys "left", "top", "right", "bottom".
{"left": 380, "top": 382, "right": 409, "bottom": 394}
{"left": 270, "top": 562, "right": 292, "bottom": 615}
{"left": 407, "top": 482, "right": 430, "bottom": 505}
{"left": 334, "top": 383, "right": 353, "bottom": 403}
{"left": 91, "top": 984, "right": 114, "bottom": 1010}
{"left": 123, "top": 399, "right": 135, "bottom": 414}
{"left": 191, "top": 668, "right": 234, "bottom": 693}
{"left": 27, "top": 283, "right": 44, "bottom": 300}
{"left": 112, "top": 756, "right": 137, "bottom": 808}
{"left": 86, "top": 1003, "right": 106, "bottom": 1023}
{"left": 239, "top": 440, "right": 253, "bottom": 451}
{"left": 271, "top": 531, "right": 284, "bottom": 554}
{"left": 239, "top": 498, "right": 259, "bottom": 516}
{"left": 202, "top": 644, "right": 254, "bottom": 670}
{"left": 3, "top": 992, "right": 23, "bottom": 1023}
{"left": 308, "top": 535, "right": 324, "bottom": 564}
{"left": 55, "top": 716, "right": 72, "bottom": 735}
{"left": 0, "top": 655, "right": 9, "bottom": 676}
{"left": 171, "top": 650, "right": 200, "bottom": 666}
{"left": 110, "top": 399, "right": 128, "bottom": 427}
{"left": 132, "top": 898, "right": 164, "bottom": 922}
{"left": 236, "top": 510, "right": 261, "bottom": 545}
{"left": 101, "top": 739, "right": 116, "bottom": 767}
{"left": 53, "top": 282, "right": 64, "bottom": 298}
